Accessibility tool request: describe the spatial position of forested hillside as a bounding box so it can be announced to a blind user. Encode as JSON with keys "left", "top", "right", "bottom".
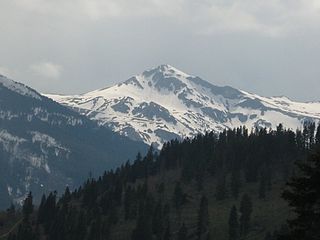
{"left": 4, "top": 123, "right": 320, "bottom": 240}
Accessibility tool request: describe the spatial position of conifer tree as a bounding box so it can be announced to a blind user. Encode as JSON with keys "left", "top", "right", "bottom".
{"left": 124, "top": 186, "right": 133, "bottom": 220}
{"left": 63, "top": 186, "right": 71, "bottom": 203}
{"left": 6, "top": 202, "right": 15, "bottom": 217}
{"left": 22, "top": 192, "right": 33, "bottom": 221}
{"left": 239, "top": 193, "right": 252, "bottom": 236}
{"left": 315, "top": 123, "right": 320, "bottom": 145}
{"left": 152, "top": 201, "right": 164, "bottom": 240}
{"left": 16, "top": 221, "right": 39, "bottom": 240}
{"left": 131, "top": 199, "right": 153, "bottom": 240}
{"left": 7, "top": 232, "right": 17, "bottom": 240}
{"left": 216, "top": 173, "right": 227, "bottom": 200}
{"left": 281, "top": 147, "right": 320, "bottom": 240}
{"left": 197, "top": 195, "right": 210, "bottom": 240}
{"left": 231, "top": 170, "right": 241, "bottom": 199}
{"left": 264, "top": 232, "right": 273, "bottom": 240}
{"left": 37, "top": 194, "right": 46, "bottom": 224}
{"left": 173, "top": 181, "right": 186, "bottom": 209}
{"left": 228, "top": 205, "right": 239, "bottom": 240}
{"left": 259, "top": 171, "right": 267, "bottom": 199}
{"left": 178, "top": 223, "right": 188, "bottom": 240}
{"left": 163, "top": 222, "right": 171, "bottom": 240}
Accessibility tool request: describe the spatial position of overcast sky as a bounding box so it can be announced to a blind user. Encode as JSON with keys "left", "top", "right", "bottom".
{"left": 0, "top": 0, "right": 320, "bottom": 101}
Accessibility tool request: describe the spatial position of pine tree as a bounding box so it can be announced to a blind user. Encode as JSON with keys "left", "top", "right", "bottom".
{"left": 163, "top": 222, "right": 171, "bottom": 240}
{"left": 43, "top": 192, "right": 57, "bottom": 232}
{"left": 281, "top": 147, "right": 320, "bottom": 240}
{"left": 22, "top": 192, "right": 33, "bottom": 221}
{"left": 152, "top": 201, "right": 164, "bottom": 240}
{"left": 173, "top": 182, "right": 186, "bottom": 209}
{"left": 124, "top": 186, "right": 133, "bottom": 220}
{"left": 216, "top": 173, "right": 227, "bottom": 200}
{"left": 7, "top": 232, "right": 17, "bottom": 240}
{"left": 228, "top": 205, "right": 239, "bottom": 240}
{"left": 37, "top": 194, "right": 46, "bottom": 224}
{"left": 239, "top": 193, "right": 252, "bottom": 236}
{"left": 197, "top": 195, "right": 210, "bottom": 240}
{"left": 63, "top": 186, "right": 71, "bottom": 203}
{"left": 15, "top": 221, "right": 38, "bottom": 240}
{"left": 264, "top": 232, "right": 273, "bottom": 240}
{"left": 315, "top": 123, "right": 320, "bottom": 145}
{"left": 231, "top": 170, "right": 241, "bottom": 199}
{"left": 178, "top": 223, "right": 188, "bottom": 240}
{"left": 6, "top": 202, "right": 15, "bottom": 217}
{"left": 310, "top": 122, "right": 316, "bottom": 146}
{"left": 131, "top": 199, "right": 153, "bottom": 240}
{"left": 259, "top": 171, "right": 267, "bottom": 199}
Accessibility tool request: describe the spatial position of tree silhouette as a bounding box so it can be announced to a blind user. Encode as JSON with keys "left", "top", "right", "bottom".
{"left": 281, "top": 147, "right": 320, "bottom": 240}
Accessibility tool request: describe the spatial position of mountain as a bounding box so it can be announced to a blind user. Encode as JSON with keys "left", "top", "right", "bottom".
{"left": 46, "top": 65, "right": 320, "bottom": 148}
{"left": 0, "top": 74, "right": 147, "bottom": 209}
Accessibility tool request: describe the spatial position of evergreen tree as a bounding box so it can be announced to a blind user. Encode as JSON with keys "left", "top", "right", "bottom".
{"left": 197, "top": 195, "right": 210, "bottom": 240}
{"left": 239, "top": 193, "right": 252, "bottom": 236}
{"left": 131, "top": 199, "right": 153, "bottom": 240}
{"left": 281, "top": 147, "right": 320, "bottom": 240}
{"left": 124, "top": 186, "right": 134, "bottom": 220}
{"left": 7, "top": 232, "right": 17, "bottom": 240}
{"left": 308, "top": 122, "right": 316, "bottom": 147}
{"left": 63, "top": 186, "right": 71, "bottom": 203}
{"left": 316, "top": 123, "right": 320, "bottom": 145}
{"left": 178, "top": 223, "right": 188, "bottom": 240}
{"left": 196, "top": 171, "right": 205, "bottom": 192}
{"left": 152, "top": 201, "right": 164, "bottom": 240}
{"left": 230, "top": 170, "right": 241, "bottom": 199}
{"left": 6, "top": 202, "right": 15, "bottom": 217}
{"left": 228, "top": 205, "right": 239, "bottom": 240}
{"left": 43, "top": 192, "right": 57, "bottom": 232}
{"left": 37, "top": 194, "right": 46, "bottom": 224}
{"left": 264, "top": 232, "right": 273, "bottom": 240}
{"left": 173, "top": 181, "right": 186, "bottom": 210}
{"left": 22, "top": 192, "right": 33, "bottom": 221}
{"left": 259, "top": 171, "right": 267, "bottom": 199}
{"left": 15, "top": 221, "right": 38, "bottom": 240}
{"left": 216, "top": 173, "right": 227, "bottom": 200}
{"left": 163, "top": 222, "right": 171, "bottom": 240}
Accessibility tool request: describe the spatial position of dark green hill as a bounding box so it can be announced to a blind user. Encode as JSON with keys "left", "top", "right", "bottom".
{"left": 3, "top": 123, "right": 320, "bottom": 240}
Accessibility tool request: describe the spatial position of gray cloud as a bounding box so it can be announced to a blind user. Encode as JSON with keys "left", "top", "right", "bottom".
{"left": 0, "top": 0, "right": 319, "bottom": 101}
{"left": 29, "top": 62, "right": 63, "bottom": 79}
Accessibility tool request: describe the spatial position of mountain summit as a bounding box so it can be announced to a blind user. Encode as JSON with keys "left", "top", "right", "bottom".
{"left": 46, "top": 65, "right": 320, "bottom": 148}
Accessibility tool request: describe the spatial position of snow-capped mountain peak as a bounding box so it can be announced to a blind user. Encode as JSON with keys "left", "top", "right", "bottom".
{"left": 45, "top": 65, "right": 320, "bottom": 148}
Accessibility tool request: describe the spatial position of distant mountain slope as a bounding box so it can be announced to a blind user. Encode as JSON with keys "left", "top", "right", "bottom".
{"left": 0, "top": 74, "right": 147, "bottom": 209}
{"left": 46, "top": 65, "right": 320, "bottom": 148}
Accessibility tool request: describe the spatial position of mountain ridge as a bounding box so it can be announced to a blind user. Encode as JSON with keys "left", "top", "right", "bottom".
{"left": 0, "top": 74, "right": 147, "bottom": 208}
{"left": 45, "top": 65, "right": 320, "bottom": 148}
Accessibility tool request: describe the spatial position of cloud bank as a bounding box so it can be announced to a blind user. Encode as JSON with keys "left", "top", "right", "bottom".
{"left": 0, "top": 0, "right": 320, "bottom": 100}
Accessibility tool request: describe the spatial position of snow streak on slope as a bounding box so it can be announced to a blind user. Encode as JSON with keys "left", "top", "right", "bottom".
{"left": 0, "top": 74, "right": 42, "bottom": 100}
{"left": 46, "top": 65, "right": 320, "bottom": 148}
